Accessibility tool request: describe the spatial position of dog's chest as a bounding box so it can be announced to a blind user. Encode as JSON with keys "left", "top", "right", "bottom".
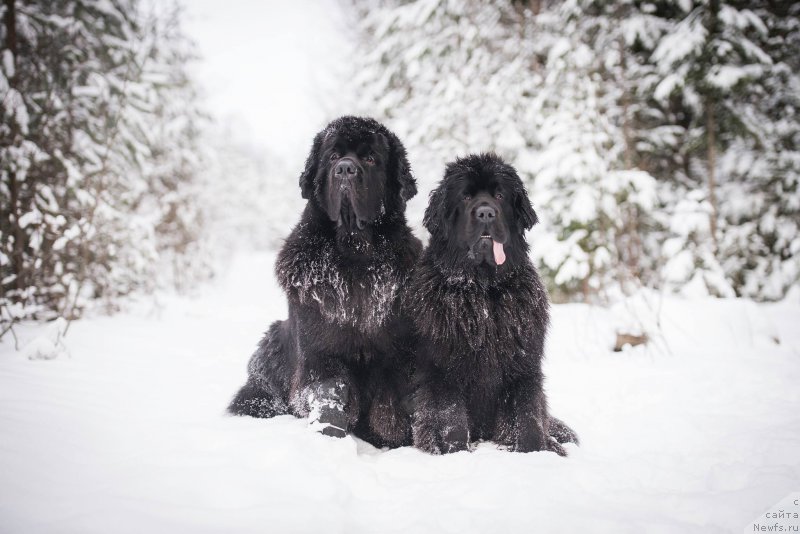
{"left": 278, "top": 241, "right": 403, "bottom": 332}
{"left": 427, "top": 279, "right": 531, "bottom": 355}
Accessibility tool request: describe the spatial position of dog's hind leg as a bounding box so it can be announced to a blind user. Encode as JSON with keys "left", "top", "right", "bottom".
{"left": 227, "top": 377, "right": 287, "bottom": 418}
{"left": 228, "top": 321, "right": 291, "bottom": 418}
{"left": 548, "top": 416, "right": 580, "bottom": 446}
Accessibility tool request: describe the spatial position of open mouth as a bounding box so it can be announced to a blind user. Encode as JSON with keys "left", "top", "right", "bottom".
{"left": 473, "top": 232, "right": 506, "bottom": 266}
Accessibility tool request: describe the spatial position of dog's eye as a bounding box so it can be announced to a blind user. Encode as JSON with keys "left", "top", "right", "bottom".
{"left": 495, "top": 193, "right": 503, "bottom": 200}
{"left": 463, "top": 195, "right": 472, "bottom": 202}
{"left": 329, "top": 152, "right": 340, "bottom": 161}
{"left": 364, "top": 154, "right": 375, "bottom": 165}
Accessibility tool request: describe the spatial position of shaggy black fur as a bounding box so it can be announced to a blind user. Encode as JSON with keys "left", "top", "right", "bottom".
{"left": 228, "top": 116, "right": 421, "bottom": 448}
{"left": 407, "top": 153, "right": 578, "bottom": 455}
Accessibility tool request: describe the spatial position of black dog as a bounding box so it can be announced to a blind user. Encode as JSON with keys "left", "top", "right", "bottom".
{"left": 228, "top": 117, "right": 421, "bottom": 448}
{"left": 406, "top": 153, "right": 578, "bottom": 455}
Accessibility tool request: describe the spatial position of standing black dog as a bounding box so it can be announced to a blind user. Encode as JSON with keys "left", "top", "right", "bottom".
{"left": 407, "top": 153, "right": 578, "bottom": 455}
{"left": 228, "top": 116, "right": 421, "bottom": 448}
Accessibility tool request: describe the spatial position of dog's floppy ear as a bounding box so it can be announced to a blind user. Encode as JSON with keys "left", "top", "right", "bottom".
{"left": 299, "top": 130, "right": 325, "bottom": 200}
{"left": 384, "top": 130, "right": 417, "bottom": 203}
{"left": 515, "top": 182, "right": 538, "bottom": 231}
{"left": 423, "top": 183, "right": 448, "bottom": 238}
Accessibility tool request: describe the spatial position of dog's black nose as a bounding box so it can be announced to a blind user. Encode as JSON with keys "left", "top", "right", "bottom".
{"left": 475, "top": 205, "right": 497, "bottom": 222}
{"left": 334, "top": 159, "right": 357, "bottom": 177}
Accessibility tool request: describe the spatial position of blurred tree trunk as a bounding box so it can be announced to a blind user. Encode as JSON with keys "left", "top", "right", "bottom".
{"left": 3, "top": 0, "right": 15, "bottom": 51}
{"left": 2, "top": 0, "right": 26, "bottom": 295}
{"left": 705, "top": 0, "right": 720, "bottom": 255}
{"left": 706, "top": 98, "right": 718, "bottom": 254}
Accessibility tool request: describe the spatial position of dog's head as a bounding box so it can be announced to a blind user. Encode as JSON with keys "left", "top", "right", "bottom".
{"left": 299, "top": 116, "right": 416, "bottom": 232}
{"left": 423, "top": 153, "right": 537, "bottom": 269}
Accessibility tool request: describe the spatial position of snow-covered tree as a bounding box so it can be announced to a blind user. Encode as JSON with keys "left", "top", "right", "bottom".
{"left": 353, "top": 0, "right": 800, "bottom": 302}
{"left": 351, "top": 0, "right": 538, "bottom": 192}
{"left": 353, "top": 0, "right": 662, "bottom": 301}
{"left": 528, "top": 1, "right": 660, "bottom": 302}
{"left": 717, "top": 1, "right": 800, "bottom": 300}
{"left": 1, "top": 0, "right": 209, "bottom": 329}
{"left": 138, "top": 4, "right": 212, "bottom": 293}
{"left": 647, "top": 0, "right": 800, "bottom": 298}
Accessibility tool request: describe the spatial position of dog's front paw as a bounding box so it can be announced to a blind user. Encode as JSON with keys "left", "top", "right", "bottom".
{"left": 549, "top": 416, "right": 580, "bottom": 446}
{"left": 412, "top": 417, "right": 469, "bottom": 455}
{"left": 513, "top": 419, "right": 547, "bottom": 453}
{"left": 369, "top": 394, "right": 411, "bottom": 447}
{"left": 440, "top": 424, "right": 470, "bottom": 454}
{"left": 547, "top": 437, "right": 568, "bottom": 457}
{"left": 308, "top": 379, "right": 351, "bottom": 438}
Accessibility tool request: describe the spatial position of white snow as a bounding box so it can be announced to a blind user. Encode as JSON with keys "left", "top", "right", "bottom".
{"left": 1, "top": 49, "right": 14, "bottom": 78}
{"left": 707, "top": 64, "right": 764, "bottom": 90}
{"left": 20, "top": 317, "right": 69, "bottom": 361}
{"left": 1, "top": 251, "right": 798, "bottom": 533}
{"left": 652, "top": 11, "right": 706, "bottom": 73}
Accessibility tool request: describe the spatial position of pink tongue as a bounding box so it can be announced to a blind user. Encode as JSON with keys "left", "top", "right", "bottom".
{"left": 492, "top": 240, "right": 506, "bottom": 265}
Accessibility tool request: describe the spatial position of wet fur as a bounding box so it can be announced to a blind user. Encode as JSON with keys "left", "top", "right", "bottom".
{"left": 228, "top": 117, "right": 421, "bottom": 448}
{"left": 408, "top": 153, "right": 578, "bottom": 454}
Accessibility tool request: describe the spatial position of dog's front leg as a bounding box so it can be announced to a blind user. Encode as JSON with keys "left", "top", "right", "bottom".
{"left": 508, "top": 378, "right": 557, "bottom": 454}
{"left": 411, "top": 379, "right": 470, "bottom": 454}
{"left": 303, "top": 360, "right": 360, "bottom": 438}
{"left": 368, "top": 377, "right": 412, "bottom": 448}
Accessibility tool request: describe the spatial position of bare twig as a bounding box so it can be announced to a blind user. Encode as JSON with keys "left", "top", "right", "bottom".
{"left": 0, "top": 318, "right": 17, "bottom": 341}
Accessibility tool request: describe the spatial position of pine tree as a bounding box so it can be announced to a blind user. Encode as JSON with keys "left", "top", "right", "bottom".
{"left": 352, "top": 0, "right": 536, "bottom": 186}
{"left": 352, "top": 0, "right": 800, "bottom": 301}
{"left": 528, "top": 0, "right": 660, "bottom": 302}
{"left": 648, "top": 0, "right": 800, "bottom": 298}
{"left": 139, "top": 4, "right": 211, "bottom": 292}
{"left": 353, "top": 0, "right": 665, "bottom": 302}
{"left": 719, "top": 1, "right": 800, "bottom": 299}
{"left": 1, "top": 0, "right": 208, "bottom": 329}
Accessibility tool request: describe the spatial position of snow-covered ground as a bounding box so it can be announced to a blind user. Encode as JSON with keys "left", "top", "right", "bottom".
{"left": 1, "top": 252, "right": 798, "bottom": 533}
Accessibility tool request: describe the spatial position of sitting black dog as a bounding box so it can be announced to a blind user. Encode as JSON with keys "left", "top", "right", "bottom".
{"left": 228, "top": 117, "right": 421, "bottom": 447}
{"left": 406, "top": 153, "right": 578, "bottom": 454}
